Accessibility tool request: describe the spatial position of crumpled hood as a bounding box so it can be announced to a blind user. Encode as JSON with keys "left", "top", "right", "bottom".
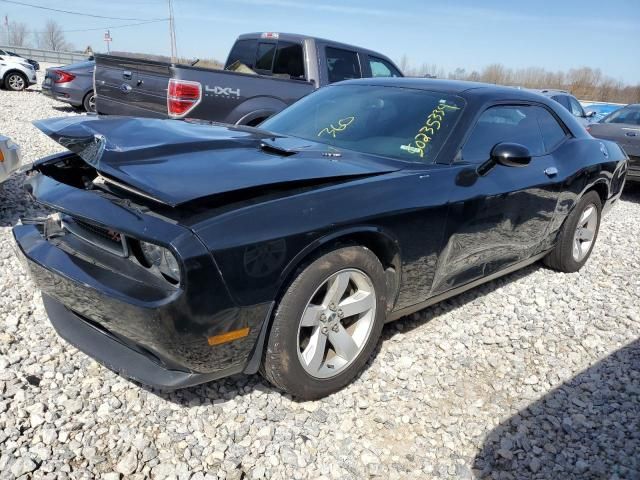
{"left": 33, "top": 116, "right": 400, "bottom": 206}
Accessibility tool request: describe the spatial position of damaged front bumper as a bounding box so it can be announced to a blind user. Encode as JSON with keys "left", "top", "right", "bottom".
{"left": 12, "top": 172, "right": 270, "bottom": 389}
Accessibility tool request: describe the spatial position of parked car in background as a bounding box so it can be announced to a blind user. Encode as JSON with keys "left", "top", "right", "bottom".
{"left": 588, "top": 104, "right": 640, "bottom": 183}
{"left": 13, "top": 79, "right": 627, "bottom": 399}
{"left": 94, "top": 32, "right": 403, "bottom": 125}
{"left": 582, "top": 103, "right": 623, "bottom": 123}
{"left": 533, "top": 89, "right": 596, "bottom": 126}
{"left": 0, "top": 50, "right": 37, "bottom": 91}
{"left": 4, "top": 50, "right": 39, "bottom": 70}
{"left": 42, "top": 60, "right": 96, "bottom": 112}
{"left": 0, "top": 135, "right": 21, "bottom": 184}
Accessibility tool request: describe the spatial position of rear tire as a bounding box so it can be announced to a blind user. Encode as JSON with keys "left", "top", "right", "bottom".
{"left": 544, "top": 190, "right": 602, "bottom": 273}
{"left": 83, "top": 91, "right": 96, "bottom": 113}
{"left": 262, "top": 246, "right": 387, "bottom": 400}
{"left": 4, "top": 72, "right": 27, "bottom": 91}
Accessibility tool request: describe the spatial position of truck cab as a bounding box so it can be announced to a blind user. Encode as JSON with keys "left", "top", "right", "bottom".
{"left": 94, "top": 32, "right": 402, "bottom": 125}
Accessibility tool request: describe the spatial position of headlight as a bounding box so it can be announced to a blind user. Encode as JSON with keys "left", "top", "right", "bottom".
{"left": 139, "top": 241, "right": 180, "bottom": 283}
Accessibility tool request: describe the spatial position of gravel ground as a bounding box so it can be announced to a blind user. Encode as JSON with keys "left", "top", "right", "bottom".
{"left": 0, "top": 73, "right": 639, "bottom": 480}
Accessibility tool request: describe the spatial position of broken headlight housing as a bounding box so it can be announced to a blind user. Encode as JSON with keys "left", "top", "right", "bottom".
{"left": 139, "top": 241, "right": 181, "bottom": 284}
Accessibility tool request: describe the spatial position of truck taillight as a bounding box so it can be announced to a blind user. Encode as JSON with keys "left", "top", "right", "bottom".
{"left": 167, "top": 79, "right": 202, "bottom": 118}
{"left": 54, "top": 70, "right": 75, "bottom": 84}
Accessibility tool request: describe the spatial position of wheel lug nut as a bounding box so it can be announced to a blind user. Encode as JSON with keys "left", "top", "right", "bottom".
{"left": 338, "top": 310, "right": 344, "bottom": 318}
{"left": 321, "top": 327, "right": 329, "bottom": 335}
{"left": 332, "top": 324, "right": 339, "bottom": 332}
{"left": 329, "top": 303, "right": 336, "bottom": 311}
{"left": 320, "top": 313, "right": 327, "bottom": 322}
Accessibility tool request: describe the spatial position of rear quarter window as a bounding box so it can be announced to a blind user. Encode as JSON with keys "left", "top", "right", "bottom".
{"left": 536, "top": 108, "right": 568, "bottom": 151}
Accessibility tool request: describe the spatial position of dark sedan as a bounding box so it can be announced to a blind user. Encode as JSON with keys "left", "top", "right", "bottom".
{"left": 13, "top": 79, "right": 627, "bottom": 399}
{"left": 588, "top": 104, "right": 640, "bottom": 183}
{"left": 42, "top": 60, "right": 95, "bottom": 112}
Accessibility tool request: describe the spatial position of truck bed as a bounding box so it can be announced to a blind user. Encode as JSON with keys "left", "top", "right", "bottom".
{"left": 94, "top": 54, "right": 314, "bottom": 125}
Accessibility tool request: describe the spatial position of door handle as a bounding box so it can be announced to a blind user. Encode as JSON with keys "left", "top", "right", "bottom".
{"left": 544, "top": 167, "right": 558, "bottom": 177}
{"left": 122, "top": 70, "right": 132, "bottom": 80}
{"left": 625, "top": 132, "right": 638, "bottom": 137}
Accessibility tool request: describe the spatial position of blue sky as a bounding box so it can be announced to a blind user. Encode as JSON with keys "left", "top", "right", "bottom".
{"left": 2, "top": 0, "right": 639, "bottom": 82}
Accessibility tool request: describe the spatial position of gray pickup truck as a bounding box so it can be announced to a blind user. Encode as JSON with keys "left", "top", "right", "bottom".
{"left": 94, "top": 32, "right": 403, "bottom": 125}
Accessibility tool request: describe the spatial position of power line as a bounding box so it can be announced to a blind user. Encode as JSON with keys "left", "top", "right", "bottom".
{"left": 60, "top": 19, "right": 167, "bottom": 33}
{"left": 0, "top": 0, "right": 167, "bottom": 21}
{"left": 20, "top": 19, "right": 166, "bottom": 35}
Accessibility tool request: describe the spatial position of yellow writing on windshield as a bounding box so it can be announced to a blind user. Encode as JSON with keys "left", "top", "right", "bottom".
{"left": 318, "top": 116, "right": 356, "bottom": 138}
{"left": 401, "top": 103, "right": 460, "bottom": 158}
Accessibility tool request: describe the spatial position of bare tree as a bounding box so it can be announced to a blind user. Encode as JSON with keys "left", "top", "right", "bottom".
{"left": 8, "top": 21, "right": 29, "bottom": 46}
{"left": 37, "top": 20, "right": 71, "bottom": 51}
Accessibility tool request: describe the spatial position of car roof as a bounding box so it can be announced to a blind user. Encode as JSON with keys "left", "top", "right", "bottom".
{"left": 335, "top": 77, "right": 553, "bottom": 101}
{"left": 528, "top": 88, "right": 573, "bottom": 97}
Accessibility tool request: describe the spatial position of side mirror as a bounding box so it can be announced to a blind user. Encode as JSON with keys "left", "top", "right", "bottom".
{"left": 585, "top": 110, "right": 596, "bottom": 118}
{"left": 490, "top": 142, "right": 532, "bottom": 167}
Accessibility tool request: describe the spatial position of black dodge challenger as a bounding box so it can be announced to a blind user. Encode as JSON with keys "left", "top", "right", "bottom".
{"left": 13, "top": 78, "right": 628, "bottom": 399}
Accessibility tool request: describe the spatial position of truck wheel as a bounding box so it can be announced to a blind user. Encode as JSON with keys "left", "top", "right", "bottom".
{"left": 544, "top": 190, "right": 602, "bottom": 273}
{"left": 83, "top": 91, "right": 96, "bottom": 113}
{"left": 5, "top": 72, "right": 27, "bottom": 91}
{"left": 262, "top": 246, "right": 387, "bottom": 400}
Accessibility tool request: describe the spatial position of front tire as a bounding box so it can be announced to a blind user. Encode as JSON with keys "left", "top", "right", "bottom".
{"left": 5, "top": 72, "right": 27, "bottom": 91}
{"left": 262, "top": 246, "right": 387, "bottom": 399}
{"left": 544, "top": 190, "right": 602, "bottom": 272}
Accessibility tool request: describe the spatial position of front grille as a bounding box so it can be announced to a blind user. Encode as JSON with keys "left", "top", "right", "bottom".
{"left": 62, "top": 216, "right": 128, "bottom": 257}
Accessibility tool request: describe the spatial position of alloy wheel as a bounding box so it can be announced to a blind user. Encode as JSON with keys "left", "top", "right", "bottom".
{"left": 88, "top": 94, "right": 96, "bottom": 112}
{"left": 8, "top": 74, "right": 25, "bottom": 91}
{"left": 572, "top": 203, "right": 598, "bottom": 262}
{"left": 296, "top": 268, "right": 376, "bottom": 379}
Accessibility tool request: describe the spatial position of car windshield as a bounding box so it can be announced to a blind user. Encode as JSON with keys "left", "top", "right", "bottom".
{"left": 602, "top": 106, "right": 640, "bottom": 125}
{"left": 261, "top": 84, "right": 465, "bottom": 162}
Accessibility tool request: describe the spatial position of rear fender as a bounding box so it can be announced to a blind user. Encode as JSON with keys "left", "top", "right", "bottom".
{"left": 228, "top": 96, "right": 287, "bottom": 125}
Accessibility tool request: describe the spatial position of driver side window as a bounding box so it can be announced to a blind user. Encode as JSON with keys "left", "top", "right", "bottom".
{"left": 462, "top": 105, "right": 546, "bottom": 164}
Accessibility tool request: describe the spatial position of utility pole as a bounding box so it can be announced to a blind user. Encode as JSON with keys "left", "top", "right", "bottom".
{"left": 4, "top": 15, "right": 9, "bottom": 45}
{"left": 104, "top": 30, "right": 112, "bottom": 54}
{"left": 168, "top": 0, "right": 178, "bottom": 62}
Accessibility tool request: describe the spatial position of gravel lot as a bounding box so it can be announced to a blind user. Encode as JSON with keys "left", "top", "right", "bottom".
{"left": 1, "top": 72, "right": 639, "bottom": 480}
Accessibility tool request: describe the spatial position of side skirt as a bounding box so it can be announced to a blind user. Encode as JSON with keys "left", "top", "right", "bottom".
{"left": 387, "top": 249, "right": 552, "bottom": 322}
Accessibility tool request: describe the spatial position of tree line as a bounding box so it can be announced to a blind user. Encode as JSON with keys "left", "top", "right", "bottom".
{"left": 2, "top": 19, "right": 72, "bottom": 52}
{"left": 4, "top": 18, "right": 638, "bottom": 104}
{"left": 399, "top": 57, "right": 639, "bottom": 104}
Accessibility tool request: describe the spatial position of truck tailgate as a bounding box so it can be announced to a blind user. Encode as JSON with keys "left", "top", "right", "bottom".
{"left": 95, "top": 54, "right": 169, "bottom": 118}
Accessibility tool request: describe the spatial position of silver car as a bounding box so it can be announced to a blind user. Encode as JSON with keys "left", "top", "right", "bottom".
{"left": 588, "top": 104, "right": 640, "bottom": 184}
{"left": 42, "top": 60, "right": 95, "bottom": 112}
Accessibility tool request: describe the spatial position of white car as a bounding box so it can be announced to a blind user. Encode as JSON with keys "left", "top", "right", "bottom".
{"left": 0, "top": 136, "right": 22, "bottom": 183}
{"left": 0, "top": 49, "right": 37, "bottom": 91}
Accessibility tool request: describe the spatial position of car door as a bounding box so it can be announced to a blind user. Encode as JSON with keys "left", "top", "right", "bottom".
{"left": 431, "top": 103, "right": 566, "bottom": 295}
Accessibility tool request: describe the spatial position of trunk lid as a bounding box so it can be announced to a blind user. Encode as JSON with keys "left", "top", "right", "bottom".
{"left": 33, "top": 116, "right": 400, "bottom": 207}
